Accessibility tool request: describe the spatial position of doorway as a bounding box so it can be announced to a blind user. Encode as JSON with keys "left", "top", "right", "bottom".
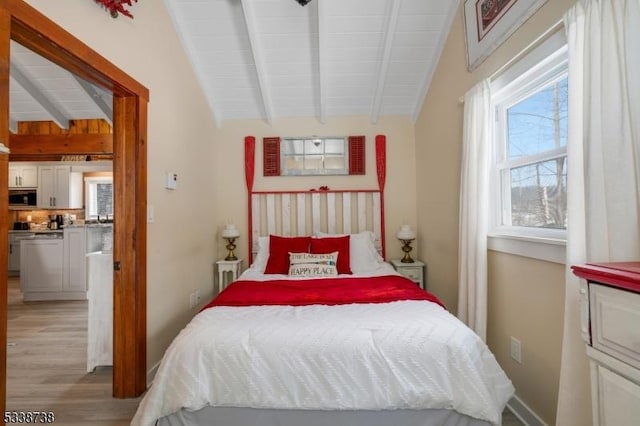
{"left": 1, "top": 0, "right": 149, "bottom": 412}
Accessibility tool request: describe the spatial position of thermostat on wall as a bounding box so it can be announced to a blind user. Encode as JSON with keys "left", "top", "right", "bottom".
{"left": 166, "top": 172, "right": 178, "bottom": 190}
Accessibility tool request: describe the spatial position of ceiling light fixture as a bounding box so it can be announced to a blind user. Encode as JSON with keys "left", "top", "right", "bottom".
{"left": 295, "top": 0, "right": 313, "bottom": 6}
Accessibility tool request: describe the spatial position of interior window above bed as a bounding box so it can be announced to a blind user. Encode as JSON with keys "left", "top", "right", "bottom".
{"left": 263, "top": 135, "right": 365, "bottom": 176}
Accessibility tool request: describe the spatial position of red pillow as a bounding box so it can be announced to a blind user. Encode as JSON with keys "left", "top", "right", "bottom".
{"left": 264, "top": 235, "right": 312, "bottom": 274}
{"left": 310, "top": 236, "right": 352, "bottom": 275}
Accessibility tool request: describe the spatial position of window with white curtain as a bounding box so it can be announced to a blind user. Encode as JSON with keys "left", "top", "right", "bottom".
{"left": 490, "top": 31, "right": 568, "bottom": 242}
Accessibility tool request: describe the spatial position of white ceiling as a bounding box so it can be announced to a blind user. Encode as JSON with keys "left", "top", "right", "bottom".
{"left": 9, "top": 41, "right": 113, "bottom": 133}
{"left": 164, "top": 0, "right": 459, "bottom": 126}
{"left": 7, "top": 0, "right": 458, "bottom": 130}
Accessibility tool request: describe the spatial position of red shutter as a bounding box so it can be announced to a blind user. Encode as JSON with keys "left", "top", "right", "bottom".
{"left": 348, "top": 135, "right": 365, "bottom": 175}
{"left": 263, "top": 137, "right": 280, "bottom": 176}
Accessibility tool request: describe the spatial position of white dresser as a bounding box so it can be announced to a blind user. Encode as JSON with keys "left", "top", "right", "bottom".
{"left": 572, "top": 262, "right": 640, "bottom": 426}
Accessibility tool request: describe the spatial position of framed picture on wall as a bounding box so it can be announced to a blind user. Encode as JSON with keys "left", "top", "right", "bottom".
{"left": 463, "top": 0, "right": 548, "bottom": 72}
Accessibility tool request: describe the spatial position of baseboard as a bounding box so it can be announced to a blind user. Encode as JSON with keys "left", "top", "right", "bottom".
{"left": 146, "top": 361, "right": 161, "bottom": 387}
{"left": 507, "top": 395, "right": 547, "bottom": 426}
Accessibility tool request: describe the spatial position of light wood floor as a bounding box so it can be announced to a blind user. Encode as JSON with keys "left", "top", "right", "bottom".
{"left": 6, "top": 276, "right": 524, "bottom": 426}
{"left": 6, "top": 276, "right": 142, "bottom": 426}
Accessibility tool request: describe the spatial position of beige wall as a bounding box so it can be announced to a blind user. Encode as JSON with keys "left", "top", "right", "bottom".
{"left": 211, "top": 116, "right": 418, "bottom": 267}
{"left": 487, "top": 252, "right": 565, "bottom": 423}
{"left": 25, "top": 1, "right": 220, "bottom": 369}
{"left": 414, "top": 0, "right": 576, "bottom": 423}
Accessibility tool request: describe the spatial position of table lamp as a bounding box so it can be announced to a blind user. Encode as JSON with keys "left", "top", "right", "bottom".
{"left": 221, "top": 224, "right": 240, "bottom": 261}
{"left": 396, "top": 225, "right": 416, "bottom": 263}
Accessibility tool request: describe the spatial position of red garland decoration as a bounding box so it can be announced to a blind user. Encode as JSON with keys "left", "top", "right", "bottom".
{"left": 95, "top": 0, "right": 138, "bottom": 19}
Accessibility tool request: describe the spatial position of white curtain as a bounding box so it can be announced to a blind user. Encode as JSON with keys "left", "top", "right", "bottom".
{"left": 557, "top": 1, "right": 640, "bottom": 425}
{"left": 458, "top": 79, "right": 492, "bottom": 341}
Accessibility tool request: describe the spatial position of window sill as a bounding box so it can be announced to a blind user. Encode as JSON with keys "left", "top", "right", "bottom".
{"left": 487, "top": 233, "right": 566, "bottom": 264}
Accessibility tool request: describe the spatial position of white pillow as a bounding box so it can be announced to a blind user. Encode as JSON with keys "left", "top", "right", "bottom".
{"left": 250, "top": 236, "right": 269, "bottom": 272}
{"left": 315, "top": 231, "right": 383, "bottom": 274}
{"left": 288, "top": 252, "right": 338, "bottom": 277}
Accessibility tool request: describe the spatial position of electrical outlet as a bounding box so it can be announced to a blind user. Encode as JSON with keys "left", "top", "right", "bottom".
{"left": 195, "top": 290, "right": 201, "bottom": 305}
{"left": 510, "top": 336, "right": 522, "bottom": 363}
{"left": 189, "top": 292, "right": 196, "bottom": 309}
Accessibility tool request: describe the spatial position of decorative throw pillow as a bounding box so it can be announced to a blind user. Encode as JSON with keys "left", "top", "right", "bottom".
{"left": 264, "top": 235, "right": 312, "bottom": 274}
{"left": 288, "top": 252, "right": 338, "bottom": 277}
{"left": 310, "top": 235, "right": 352, "bottom": 274}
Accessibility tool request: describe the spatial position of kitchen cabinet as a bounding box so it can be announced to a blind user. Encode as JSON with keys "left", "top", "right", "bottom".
{"left": 20, "top": 238, "right": 64, "bottom": 300}
{"left": 20, "top": 231, "right": 87, "bottom": 301}
{"left": 38, "top": 165, "right": 82, "bottom": 209}
{"left": 64, "top": 227, "right": 87, "bottom": 293}
{"left": 9, "top": 164, "right": 38, "bottom": 188}
{"left": 8, "top": 232, "right": 34, "bottom": 276}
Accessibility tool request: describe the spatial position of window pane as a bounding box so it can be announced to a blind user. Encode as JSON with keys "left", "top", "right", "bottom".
{"left": 305, "top": 139, "right": 324, "bottom": 155}
{"left": 324, "top": 155, "right": 345, "bottom": 170}
{"left": 284, "top": 156, "right": 304, "bottom": 170}
{"left": 507, "top": 76, "right": 568, "bottom": 160}
{"left": 96, "top": 183, "right": 113, "bottom": 216}
{"left": 282, "top": 139, "right": 304, "bottom": 155}
{"left": 303, "top": 155, "right": 323, "bottom": 170}
{"left": 324, "top": 139, "right": 345, "bottom": 154}
{"left": 509, "top": 157, "right": 567, "bottom": 229}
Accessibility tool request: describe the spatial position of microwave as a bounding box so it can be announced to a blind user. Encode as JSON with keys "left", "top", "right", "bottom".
{"left": 9, "top": 189, "right": 37, "bottom": 207}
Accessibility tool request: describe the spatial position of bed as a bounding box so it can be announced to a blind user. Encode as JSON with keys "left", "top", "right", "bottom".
{"left": 131, "top": 137, "right": 514, "bottom": 425}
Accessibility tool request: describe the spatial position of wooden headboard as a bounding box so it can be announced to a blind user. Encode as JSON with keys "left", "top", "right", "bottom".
{"left": 244, "top": 135, "right": 387, "bottom": 264}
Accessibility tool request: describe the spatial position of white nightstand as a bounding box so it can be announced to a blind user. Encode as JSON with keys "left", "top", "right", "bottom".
{"left": 216, "top": 259, "right": 243, "bottom": 292}
{"left": 390, "top": 259, "right": 426, "bottom": 290}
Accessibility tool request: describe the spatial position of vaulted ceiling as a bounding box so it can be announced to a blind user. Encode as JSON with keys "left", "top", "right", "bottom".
{"left": 8, "top": 41, "right": 113, "bottom": 133}
{"left": 164, "top": 0, "right": 459, "bottom": 126}
{"left": 8, "top": 0, "right": 459, "bottom": 130}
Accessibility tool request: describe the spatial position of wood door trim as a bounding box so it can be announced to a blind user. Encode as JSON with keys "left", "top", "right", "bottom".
{"left": 1, "top": 0, "right": 149, "bottom": 412}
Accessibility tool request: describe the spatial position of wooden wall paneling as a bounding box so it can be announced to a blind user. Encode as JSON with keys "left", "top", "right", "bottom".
{"left": 0, "top": 4, "right": 10, "bottom": 418}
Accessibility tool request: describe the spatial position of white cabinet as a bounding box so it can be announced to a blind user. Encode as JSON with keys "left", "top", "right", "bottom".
{"left": 390, "top": 259, "right": 426, "bottom": 290}
{"left": 38, "top": 165, "right": 82, "bottom": 209}
{"left": 86, "top": 252, "right": 113, "bottom": 372}
{"left": 8, "top": 232, "right": 34, "bottom": 276}
{"left": 64, "top": 227, "right": 87, "bottom": 293}
{"left": 20, "top": 231, "right": 87, "bottom": 301}
{"left": 572, "top": 262, "right": 640, "bottom": 426}
{"left": 8, "top": 164, "right": 38, "bottom": 188}
{"left": 20, "top": 238, "right": 64, "bottom": 300}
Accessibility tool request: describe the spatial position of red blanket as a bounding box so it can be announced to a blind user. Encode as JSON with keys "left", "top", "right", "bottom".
{"left": 202, "top": 275, "right": 445, "bottom": 311}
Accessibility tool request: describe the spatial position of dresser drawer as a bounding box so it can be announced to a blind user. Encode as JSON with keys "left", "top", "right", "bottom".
{"left": 400, "top": 267, "right": 423, "bottom": 282}
{"left": 590, "top": 283, "right": 640, "bottom": 369}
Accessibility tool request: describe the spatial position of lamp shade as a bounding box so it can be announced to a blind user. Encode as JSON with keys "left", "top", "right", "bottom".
{"left": 396, "top": 225, "right": 415, "bottom": 240}
{"left": 221, "top": 224, "right": 240, "bottom": 239}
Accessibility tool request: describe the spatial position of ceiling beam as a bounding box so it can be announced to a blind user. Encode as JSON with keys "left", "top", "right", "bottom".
{"left": 241, "top": 0, "right": 273, "bottom": 124}
{"left": 10, "top": 62, "right": 70, "bottom": 129}
{"left": 316, "top": 0, "right": 327, "bottom": 123}
{"left": 73, "top": 75, "right": 113, "bottom": 126}
{"left": 9, "top": 133, "right": 113, "bottom": 155}
{"left": 370, "top": 0, "right": 401, "bottom": 124}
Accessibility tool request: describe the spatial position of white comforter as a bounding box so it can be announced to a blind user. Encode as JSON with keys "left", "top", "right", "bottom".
{"left": 132, "top": 282, "right": 514, "bottom": 426}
